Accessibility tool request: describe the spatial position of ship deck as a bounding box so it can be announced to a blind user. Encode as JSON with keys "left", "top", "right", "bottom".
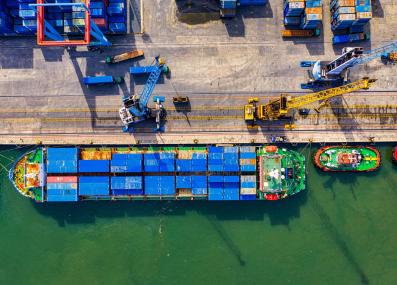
{"left": 0, "top": 0, "right": 396, "bottom": 144}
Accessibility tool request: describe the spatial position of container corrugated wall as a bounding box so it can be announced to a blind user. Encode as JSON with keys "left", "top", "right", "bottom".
{"left": 47, "top": 147, "right": 78, "bottom": 173}
{"left": 79, "top": 176, "right": 109, "bottom": 196}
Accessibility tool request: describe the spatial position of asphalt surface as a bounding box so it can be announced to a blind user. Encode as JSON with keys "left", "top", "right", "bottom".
{"left": 0, "top": 0, "right": 396, "bottom": 144}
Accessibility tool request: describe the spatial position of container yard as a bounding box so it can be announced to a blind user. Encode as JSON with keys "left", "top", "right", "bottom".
{"left": 0, "top": 0, "right": 396, "bottom": 145}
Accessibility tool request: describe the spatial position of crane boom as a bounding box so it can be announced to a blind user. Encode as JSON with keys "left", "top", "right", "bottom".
{"left": 287, "top": 77, "right": 376, "bottom": 109}
{"left": 355, "top": 41, "right": 397, "bottom": 65}
{"left": 245, "top": 77, "right": 376, "bottom": 122}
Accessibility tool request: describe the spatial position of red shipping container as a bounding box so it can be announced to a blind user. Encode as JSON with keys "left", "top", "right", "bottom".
{"left": 47, "top": 176, "right": 78, "bottom": 183}
{"left": 93, "top": 18, "right": 107, "bottom": 28}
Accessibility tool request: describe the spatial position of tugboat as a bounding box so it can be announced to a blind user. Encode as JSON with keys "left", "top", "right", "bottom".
{"left": 393, "top": 146, "right": 397, "bottom": 164}
{"left": 314, "top": 146, "right": 381, "bottom": 172}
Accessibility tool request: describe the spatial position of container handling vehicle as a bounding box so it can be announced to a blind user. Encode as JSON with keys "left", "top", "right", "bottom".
{"left": 244, "top": 77, "right": 376, "bottom": 124}
{"left": 105, "top": 50, "right": 144, "bottom": 64}
{"left": 83, "top": 75, "right": 124, "bottom": 86}
{"left": 300, "top": 40, "right": 397, "bottom": 89}
{"left": 119, "top": 57, "right": 169, "bottom": 133}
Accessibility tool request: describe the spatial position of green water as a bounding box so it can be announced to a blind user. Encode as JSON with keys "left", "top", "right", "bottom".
{"left": 0, "top": 145, "right": 396, "bottom": 285}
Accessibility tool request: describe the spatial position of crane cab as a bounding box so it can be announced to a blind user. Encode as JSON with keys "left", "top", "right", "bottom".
{"left": 244, "top": 98, "right": 258, "bottom": 123}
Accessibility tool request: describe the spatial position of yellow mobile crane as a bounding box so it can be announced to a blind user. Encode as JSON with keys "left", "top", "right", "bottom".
{"left": 244, "top": 77, "right": 376, "bottom": 123}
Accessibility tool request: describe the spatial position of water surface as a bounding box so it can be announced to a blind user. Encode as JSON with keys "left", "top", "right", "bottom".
{"left": 0, "top": 144, "right": 396, "bottom": 285}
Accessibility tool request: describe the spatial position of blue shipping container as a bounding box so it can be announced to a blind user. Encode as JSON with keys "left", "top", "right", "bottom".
{"left": 159, "top": 176, "right": 175, "bottom": 195}
{"left": 176, "top": 159, "right": 192, "bottom": 172}
{"left": 240, "top": 194, "right": 257, "bottom": 200}
{"left": 46, "top": 195, "right": 78, "bottom": 202}
{"left": 176, "top": 176, "right": 192, "bottom": 189}
{"left": 47, "top": 182, "right": 77, "bottom": 190}
{"left": 47, "top": 160, "right": 78, "bottom": 174}
{"left": 47, "top": 188, "right": 78, "bottom": 202}
{"left": 79, "top": 176, "right": 109, "bottom": 195}
{"left": 144, "top": 159, "right": 159, "bottom": 172}
{"left": 159, "top": 159, "right": 175, "bottom": 172}
{"left": 192, "top": 176, "right": 207, "bottom": 194}
{"left": 112, "top": 189, "right": 143, "bottom": 196}
{"left": 47, "top": 147, "right": 78, "bottom": 160}
{"left": 79, "top": 160, "right": 109, "bottom": 172}
{"left": 111, "top": 176, "right": 142, "bottom": 190}
{"left": 144, "top": 176, "right": 161, "bottom": 195}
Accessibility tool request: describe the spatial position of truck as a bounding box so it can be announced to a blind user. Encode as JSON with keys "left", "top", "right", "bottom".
{"left": 105, "top": 50, "right": 144, "bottom": 64}
{"left": 83, "top": 75, "right": 124, "bottom": 86}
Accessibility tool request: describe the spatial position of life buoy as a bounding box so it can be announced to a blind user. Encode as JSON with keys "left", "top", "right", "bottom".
{"left": 265, "top": 146, "right": 278, "bottom": 153}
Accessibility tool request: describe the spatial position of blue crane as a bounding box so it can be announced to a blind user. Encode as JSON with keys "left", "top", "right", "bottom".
{"left": 300, "top": 41, "right": 397, "bottom": 89}
{"left": 119, "top": 57, "right": 169, "bottom": 132}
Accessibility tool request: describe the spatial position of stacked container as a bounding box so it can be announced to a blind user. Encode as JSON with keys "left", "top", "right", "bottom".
{"left": 240, "top": 175, "right": 257, "bottom": 200}
{"left": 208, "top": 146, "right": 239, "bottom": 172}
{"left": 283, "top": 0, "right": 323, "bottom": 31}
{"left": 111, "top": 176, "right": 143, "bottom": 196}
{"left": 330, "top": 0, "right": 372, "bottom": 44}
{"left": 79, "top": 176, "right": 109, "bottom": 196}
{"left": 110, "top": 153, "right": 142, "bottom": 173}
{"left": 46, "top": 176, "right": 78, "bottom": 202}
{"left": 145, "top": 176, "right": 175, "bottom": 196}
{"left": 0, "top": 0, "right": 127, "bottom": 36}
{"left": 175, "top": 176, "right": 208, "bottom": 196}
{"left": 239, "top": 146, "right": 256, "bottom": 172}
{"left": 43, "top": 146, "right": 262, "bottom": 201}
{"left": 208, "top": 176, "right": 240, "bottom": 200}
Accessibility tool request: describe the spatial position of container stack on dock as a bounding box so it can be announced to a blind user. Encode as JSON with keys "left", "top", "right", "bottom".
{"left": 331, "top": 0, "right": 372, "bottom": 44}
{"left": 219, "top": 0, "right": 267, "bottom": 18}
{"left": 283, "top": 0, "right": 323, "bottom": 36}
{"left": 0, "top": 0, "right": 126, "bottom": 36}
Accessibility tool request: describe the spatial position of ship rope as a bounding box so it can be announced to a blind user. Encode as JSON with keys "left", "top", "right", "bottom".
{"left": 0, "top": 160, "right": 10, "bottom": 174}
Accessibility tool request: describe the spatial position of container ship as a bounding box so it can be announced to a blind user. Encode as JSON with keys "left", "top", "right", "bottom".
{"left": 314, "top": 145, "right": 380, "bottom": 172}
{"left": 9, "top": 145, "right": 306, "bottom": 202}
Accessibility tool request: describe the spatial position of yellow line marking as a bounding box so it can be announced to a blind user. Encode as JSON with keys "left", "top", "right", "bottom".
{"left": 0, "top": 104, "right": 396, "bottom": 114}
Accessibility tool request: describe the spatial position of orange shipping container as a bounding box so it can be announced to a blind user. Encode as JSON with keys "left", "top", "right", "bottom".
{"left": 305, "top": 7, "right": 322, "bottom": 14}
{"left": 337, "top": 0, "right": 355, "bottom": 6}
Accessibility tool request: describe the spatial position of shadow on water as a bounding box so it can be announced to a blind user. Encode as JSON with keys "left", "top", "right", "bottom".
{"left": 33, "top": 192, "right": 308, "bottom": 265}
{"left": 33, "top": 191, "right": 308, "bottom": 226}
{"left": 309, "top": 193, "right": 370, "bottom": 285}
{"left": 206, "top": 215, "right": 246, "bottom": 266}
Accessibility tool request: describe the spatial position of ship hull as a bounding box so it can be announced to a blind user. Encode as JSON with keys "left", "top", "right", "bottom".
{"left": 314, "top": 146, "right": 381, "bottom": 172}
{"left": 9, "top": 145, "right": 306, "bottom": 203}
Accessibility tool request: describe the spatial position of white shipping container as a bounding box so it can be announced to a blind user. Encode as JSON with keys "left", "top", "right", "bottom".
{"left": 337, "top": 13, "right": 356, "bottom": 21}
{"left": 289, "top": 2, "right": 305, "bottom": 9}
{"left": 306, "top": 13, "right": 323, "bottom": 21}
{"left": 356, "top": 12, "right": 372, "bottom": 19}
{"left": 241, "top": 175, "right": 256, "bottom": 182}
{"left": 240, "top": 188, "right": 257, "bottom": 195}
{"left": 337, "top": 6, "right": 355, "bottom": 14}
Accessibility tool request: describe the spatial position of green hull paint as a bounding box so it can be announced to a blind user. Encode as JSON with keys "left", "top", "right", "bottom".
{"left": 315, "top": 146, "right": 380, "bottom": 172}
